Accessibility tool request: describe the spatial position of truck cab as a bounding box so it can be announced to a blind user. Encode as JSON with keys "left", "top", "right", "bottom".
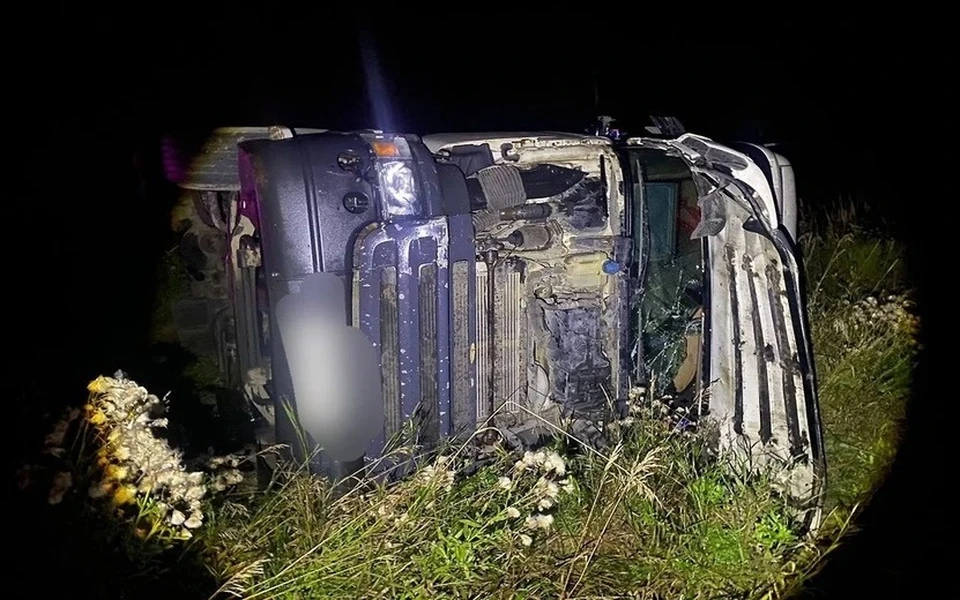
{"left": 168, "top": 126, "right": 825, "bottom": 524}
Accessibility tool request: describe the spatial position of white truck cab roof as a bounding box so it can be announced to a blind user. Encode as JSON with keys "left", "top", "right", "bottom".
{"left": 422, "top": 132, "right": 610, "bottom": 154}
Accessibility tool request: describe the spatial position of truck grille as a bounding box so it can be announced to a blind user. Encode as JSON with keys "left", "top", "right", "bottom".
{"left": 354, "top": 215, "right": 477, "bottom": 460}
{"left": 379, "top": 267, "right": 401, "bottom": 443}
{"left": 475, "top": 263, "right": 491, "bottom": 421}
{"left": 451, "top": 260, "right": 473, "bottom": 436}
{"left": 476, "top": 260, "right": 526, "bottom": 417}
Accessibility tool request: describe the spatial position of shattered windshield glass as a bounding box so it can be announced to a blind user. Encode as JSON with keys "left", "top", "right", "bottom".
{"left": 630, "top": 151, "right": 705, "bottom": 402}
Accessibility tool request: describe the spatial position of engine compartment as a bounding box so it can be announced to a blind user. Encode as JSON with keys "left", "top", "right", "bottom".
{"left": 435, "top": 139, "right": 630, "bottom": 439}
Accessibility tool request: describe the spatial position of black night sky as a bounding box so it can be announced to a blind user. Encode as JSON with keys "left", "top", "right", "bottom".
{"left": 11, "top": 7, "right": 936, "bottom": 598}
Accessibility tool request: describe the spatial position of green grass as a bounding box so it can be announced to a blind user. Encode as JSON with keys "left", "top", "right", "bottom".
{"left": 199, "top": 417, "right": 817, "bottom": 599}
{"left": 800, "top": 224, "right": 917, "bottom": 514}
{"left": 29, "top": 200, "right": 917, "bottom": 599}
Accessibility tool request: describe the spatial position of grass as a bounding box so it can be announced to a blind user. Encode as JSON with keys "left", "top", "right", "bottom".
{"left": 799, "top": 218, "right": 918, "bottom": 515}
{"left": 22, "top": 199, "right": 917, "bottom": 599}
{"left": 197, "top": 415, "right": 819, "bottom": 599}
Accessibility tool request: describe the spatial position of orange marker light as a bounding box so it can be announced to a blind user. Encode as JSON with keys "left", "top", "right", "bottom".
{"left": 372, "top": 141, "right": 400, "bottom": 157}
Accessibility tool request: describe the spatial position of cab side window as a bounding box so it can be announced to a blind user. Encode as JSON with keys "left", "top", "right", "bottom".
{"left": 632, "top": 153, "right": 705, "bottom": 400}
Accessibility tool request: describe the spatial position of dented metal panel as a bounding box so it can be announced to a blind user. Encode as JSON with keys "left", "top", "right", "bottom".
{"left": 627, "top": 134, "right": 824, "bottom": 521}
{"left": 706, "top": 199, "right": 823, "bottom": 512}
{"left": 628, "top": 133, "right": 780, "bottom": 232}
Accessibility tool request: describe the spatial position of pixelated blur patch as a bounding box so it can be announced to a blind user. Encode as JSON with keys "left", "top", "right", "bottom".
{"left": 276, "top": 272, "right": 384, "bottom": 461}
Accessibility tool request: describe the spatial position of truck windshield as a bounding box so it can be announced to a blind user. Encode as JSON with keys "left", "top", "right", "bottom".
{"left": 628, "top": 149, "right": 705, "bottom": 403}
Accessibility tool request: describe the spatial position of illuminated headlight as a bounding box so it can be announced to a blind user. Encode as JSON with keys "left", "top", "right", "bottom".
{"left": 379, "top": 160, "right": 418, "bottom": 217}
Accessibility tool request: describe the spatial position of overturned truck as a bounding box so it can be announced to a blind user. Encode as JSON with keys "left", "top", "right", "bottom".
{"left": 166, "top": 125, "right": 823, "bottom": 523}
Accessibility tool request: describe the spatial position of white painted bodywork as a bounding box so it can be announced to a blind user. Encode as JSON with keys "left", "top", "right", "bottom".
{"left": 429, "top": 130, "right": 823, "bottom": 523}
{"left": 741, "top": 144, "right": 799, "bottom": 242}
{"left": 627, "top": 133, "right": 782, "bottom": 232}
{"left": 424, "top": 132, "right": 612, "bottom": 154}
{"left": 631, "top": 134, "right": 823, "bottom": 524}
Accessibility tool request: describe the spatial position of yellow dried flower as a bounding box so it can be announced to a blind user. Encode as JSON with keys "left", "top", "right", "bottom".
{"left": 112, "top": 485, "right": 138, "bottom": 506}
{"left": 104, "top": 464, "right": 128, "bottom": 482}
{"left": 89, "top": 410, "right": 107, "bottom": 426}
{"left": 87, "top": 376, "right": 110, "bottom": 394}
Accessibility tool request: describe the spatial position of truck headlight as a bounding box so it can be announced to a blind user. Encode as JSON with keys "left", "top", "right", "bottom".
{"left": 366, "top": 136, "right": 421, "bottom": 220}
{"left": 380, "top": 160, "right": 418, "bottom": 217}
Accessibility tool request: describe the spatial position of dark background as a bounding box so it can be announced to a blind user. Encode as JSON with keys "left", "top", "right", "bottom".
{"left": 11, "top": 7, "right": 936, "bottom": 598}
